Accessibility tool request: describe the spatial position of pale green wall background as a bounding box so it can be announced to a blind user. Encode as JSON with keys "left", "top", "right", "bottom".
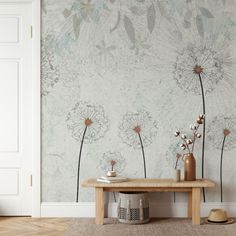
{"left": 42, "top": 0, "right": 236, "bottom": 202}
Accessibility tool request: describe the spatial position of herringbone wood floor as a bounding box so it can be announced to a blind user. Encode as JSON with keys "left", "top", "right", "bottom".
{"left": 2, "top": 217, "right": 236, "bottom": 236}
{"left": 0, "top": 217, "right": 71, "bottom": 236}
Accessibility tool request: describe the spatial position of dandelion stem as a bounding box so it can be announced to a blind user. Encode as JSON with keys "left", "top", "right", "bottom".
{"left": 220, "top": 135, "right": 226, "bottom": 203}
{"left": 76, "top": 126, "right": 87, "bottom": 202}
{"left": 198, "top": 73, "right": 206, "bottom": 202}
{"left": 174, "top": 156, "right": 180, "bottom": 202}
{"left": 113, "top": 192, "right": 117, "bottom": 202}
{"left": 138, "top": 133, "right": 147, "bottom": 178}
{"left": 174, "top": 159, "right": 179, "bottom": 170}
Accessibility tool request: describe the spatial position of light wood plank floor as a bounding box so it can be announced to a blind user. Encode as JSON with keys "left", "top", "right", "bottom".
{"left": 0, "top": 217, "right": 70, "bottom": 236}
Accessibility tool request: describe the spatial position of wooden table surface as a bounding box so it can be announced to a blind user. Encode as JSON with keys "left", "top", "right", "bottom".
{"left": 82, "top": 178, "right": 215, "bottom": 188}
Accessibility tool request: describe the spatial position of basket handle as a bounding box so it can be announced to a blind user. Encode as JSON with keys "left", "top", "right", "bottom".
{"left": 127, "top": 200, "right": 130, "bottom": 220}
{"left": 117, "top": 198, "right": 121, "bottom": 218}
{"left": 140, "top": 199, "right": 143, "bottom": 220}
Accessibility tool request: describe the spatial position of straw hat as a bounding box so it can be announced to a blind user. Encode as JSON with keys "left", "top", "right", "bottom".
{"left": 205, "top": 209, "right": 234, "bottom": 225}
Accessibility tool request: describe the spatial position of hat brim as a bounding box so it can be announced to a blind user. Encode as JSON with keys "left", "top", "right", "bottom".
{"left": 204, "top": 218, "right": 234, "bottom": 225}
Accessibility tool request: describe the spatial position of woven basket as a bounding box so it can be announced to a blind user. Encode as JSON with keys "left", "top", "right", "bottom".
{"left": 117, "top": 192, "right": 149, "bottom": 224}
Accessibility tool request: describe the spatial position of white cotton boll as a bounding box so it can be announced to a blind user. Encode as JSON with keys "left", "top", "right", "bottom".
{"left": 186, "top": 139, "right": 193, "bottom": 144}
{"left": 174, "top": 131, "right": 180, "bottom": 137}
{"left": 196, "top": 133, "right": 201, "bottom": 138}
{"left": 199, "top": 114, "right": 205, "bottom": 119}
{"left": 181, "top": 134, "right": 187, "bottom": 139}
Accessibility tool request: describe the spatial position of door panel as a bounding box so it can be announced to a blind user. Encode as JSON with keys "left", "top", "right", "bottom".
{"left": 0, "top": 60, "right": 19, "bottom": 152}
{"left": 0, "top": 3, "right": 32, "bottom": 215}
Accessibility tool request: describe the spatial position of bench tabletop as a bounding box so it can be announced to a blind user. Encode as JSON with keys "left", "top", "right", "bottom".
{"left": 82, "top": 178, "right": 215, "bottom": 188}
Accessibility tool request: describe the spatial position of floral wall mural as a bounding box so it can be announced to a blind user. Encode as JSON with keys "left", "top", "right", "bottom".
{"left": 42, "top": 0, "right": 236, "bottom": 203}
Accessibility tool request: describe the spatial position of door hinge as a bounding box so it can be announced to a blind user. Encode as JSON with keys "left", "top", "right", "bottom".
{"left": 30, "top": 26, "right": 33, "bottom": 38}
{"left": 30, "top": 174, "right": 33, "bottom": 187}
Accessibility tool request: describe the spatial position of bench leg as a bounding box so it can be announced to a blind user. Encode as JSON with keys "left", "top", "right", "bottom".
{"left": 95, "top": 187, "right": 104, "bottom": 225}
{"left": 188, "top": 191, "right": 192, "bottom": 218}
{"left": 192, "top": 187, "right": 201, "bottom": 225}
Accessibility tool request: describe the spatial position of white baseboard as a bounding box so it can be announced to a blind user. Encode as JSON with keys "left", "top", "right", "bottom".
{"left": 41, "top": 202, "right": 236, "bottom": 217}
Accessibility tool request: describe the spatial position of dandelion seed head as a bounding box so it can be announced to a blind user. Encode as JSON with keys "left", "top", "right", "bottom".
{"left": 133, "top": 125, "right": 141, "bottom": 134}
{"left": 223, "top": 128, "right": 230, "bottom": 136}
{"left": 193, "top": 65, "right": 203, "bottom": 75}
{"left": 110, "top": 160, "right": 116, "bottom": 166}
{"left": 174, "top": 45, "right": 223, "bottom": 94}
{"left": 84, "top": 118, "right": 93, "bottom": 126}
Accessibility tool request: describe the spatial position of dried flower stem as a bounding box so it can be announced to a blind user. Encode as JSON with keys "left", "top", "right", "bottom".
{"left": 181, "top": 137, "right": 191, "bottom": 153}
{"left": 191, "top": 124, "right": 199, "bottom": 153}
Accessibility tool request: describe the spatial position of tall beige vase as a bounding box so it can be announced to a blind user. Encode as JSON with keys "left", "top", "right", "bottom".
{"left": 184, "top": 153, "right": 196, "bottom": 181}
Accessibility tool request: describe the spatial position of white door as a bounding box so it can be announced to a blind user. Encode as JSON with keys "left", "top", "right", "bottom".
{"left": 0, "top": 3, "right": 32, "bottom": 215}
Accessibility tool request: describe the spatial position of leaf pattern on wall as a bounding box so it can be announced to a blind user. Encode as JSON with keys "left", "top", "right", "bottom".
{"left": 42, "top": 0, "right": 47, "bottom": 14}
{"left": 157, "top": 1, "right": 170, "bottom": 21}
{"left": 130, "top": 6, "right": 145, "bottom": 16}
{"left": 147, "top": 3, "right": 156, "bottom": 33}
{"left": 110, "top": 10, "right": 120, "bottom": 33}
{"left": 123, "top": 15, "right": 135, "bottom": 45}
{"left": 63, "top": 8, "right": 71, "bottom": 18}
{"left": 184, "top": 10, "right": 192, "bottom": 21}
{"left": 199, "top": 7, "right": 214, "bottom": 18}
{"left": 183, "top": 9, "right": 192, "bottom": 28}
{"left": 73, "top": 15, "right": 80, "bottom": 39}
{"left": 196, "top": 14, "right": 204, "bottom": 37}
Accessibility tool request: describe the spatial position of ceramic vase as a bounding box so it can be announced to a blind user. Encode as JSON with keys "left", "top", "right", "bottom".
{"left": 184, "top": 153, "right": 196, "bottom": 181}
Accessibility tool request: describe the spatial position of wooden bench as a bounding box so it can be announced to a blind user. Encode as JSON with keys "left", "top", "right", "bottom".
{"left": 82, "top": 178, "right": 215, "bottom": 225}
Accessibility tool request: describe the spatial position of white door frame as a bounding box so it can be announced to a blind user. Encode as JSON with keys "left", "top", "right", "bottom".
{"left": 0, "top": 0, "right": 41, "bottom": 216}
{"left": 31, "top": 0, "right": 41, "bottom": 217}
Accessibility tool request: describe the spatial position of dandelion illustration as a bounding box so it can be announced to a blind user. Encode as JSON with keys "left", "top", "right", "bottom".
{"left": 66, "top": 101, "right": 109, "bottom": 202}
{"left": 173, "top": 44, "right": 223, "bottom": 202}
{"left": 174, "top": 45, "right": 223, "bottom": 95}
{"left": 207, "top": 116, "right": 236, "bottom": 202}
{"left": 99, "top": 151, "right": 126, "bottom": 202}
{"left": 119, "top": 110, "right": 158, "bottom": 178}
{"left": 99, "top": 151, "right": 126, "bottom": 174}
